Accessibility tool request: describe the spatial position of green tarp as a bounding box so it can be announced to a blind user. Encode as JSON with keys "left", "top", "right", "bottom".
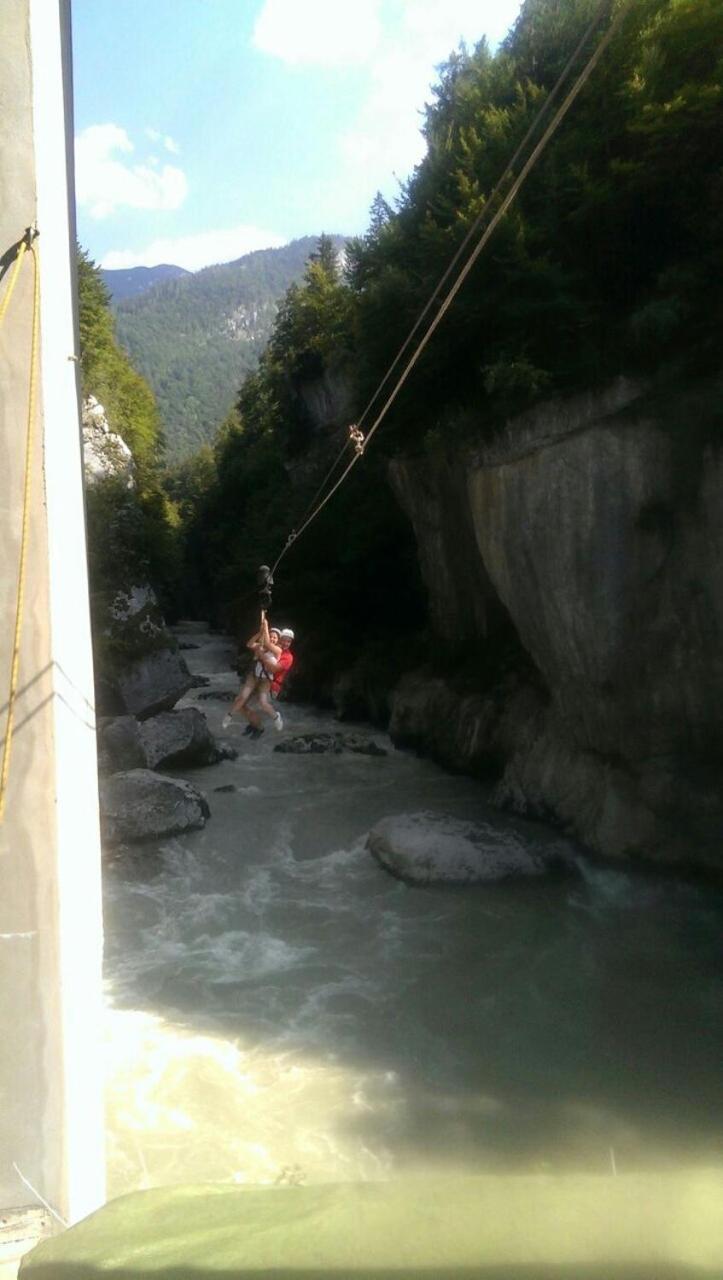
{"left": 20, "top": 1172, "right": 723, "bottom": 1279}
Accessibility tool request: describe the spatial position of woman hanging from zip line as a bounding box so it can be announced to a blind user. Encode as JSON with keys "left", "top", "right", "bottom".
{"left": 222, "top": 611, "right": 294, "bottom": 739}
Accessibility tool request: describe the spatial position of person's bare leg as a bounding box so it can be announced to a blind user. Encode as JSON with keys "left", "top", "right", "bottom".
{"left": 223, "top": 675, "right": 256, "bottom": 728}
{"left": 256, "top": 687, "right": 277, "bottom": 721}
{"left": 255, "top": 687, "right": 283, "bottom": 731}
{"left": 243, "top": 697, "right": 262, "bottom": 729}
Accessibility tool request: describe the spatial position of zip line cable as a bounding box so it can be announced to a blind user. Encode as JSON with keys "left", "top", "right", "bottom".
{"left": 354, "top": 0, "right": 614, "bottom": 436}
{"left": 271, "top": 0, "right": 609, "bottom": 570}
{"left": 268, "top": 1, "right": 627, "bottom": 579}
{"left": 275, "top": 430, "right": 356, "bottom": 568}
{"left": 361, "top": 2, "right": 627, "bottom": 455}
{"left": 0, "top": 230, "right": 40, "bottom": 824}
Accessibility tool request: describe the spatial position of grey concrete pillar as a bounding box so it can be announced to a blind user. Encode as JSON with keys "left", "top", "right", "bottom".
{"left": 0, "top": 0, "right": 105, "bottom": 1238}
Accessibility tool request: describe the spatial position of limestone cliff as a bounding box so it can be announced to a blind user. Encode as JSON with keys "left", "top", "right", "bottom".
{"left": 387, "top": 377, "right": 723, "bottom": 872}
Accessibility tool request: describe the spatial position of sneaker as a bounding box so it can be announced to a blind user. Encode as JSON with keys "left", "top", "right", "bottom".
{"left": 248, "top": 726, "right": 264, "bottom": 740}
{"left": 243, "top": 723, "right": 255, "bottom": 736}
{"left": 221, "top": 714, "right": 232, "bottom": 729}
{"left": 273, "top": 711, "right": 284, "bottom": 732}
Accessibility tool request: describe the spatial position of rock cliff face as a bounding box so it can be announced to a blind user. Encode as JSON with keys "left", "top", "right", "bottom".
{"left": 82, "top": 395, "right": 135, "bottom": 487}
{"left": 388, "top": 377, "right": 723, "bottom": 872}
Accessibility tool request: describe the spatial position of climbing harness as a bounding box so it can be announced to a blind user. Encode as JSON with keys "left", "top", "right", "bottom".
{"left": 263, "top": 0, "right": 628, "bottom": 584}
{"left": 0, "top": 227, "right": 40, "bottom": 825}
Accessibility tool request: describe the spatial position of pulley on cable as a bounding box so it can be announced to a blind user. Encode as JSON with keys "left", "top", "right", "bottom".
{"left": 256, "top": 564, "right": 274, "bottom": 612}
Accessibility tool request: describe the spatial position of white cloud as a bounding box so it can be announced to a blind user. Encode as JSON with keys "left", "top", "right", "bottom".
{"left": 101, "top": 224, "right": 287, "bottom": 273}
{"left": 253, "top": 0, "right": 382, "bottom": 65}
{"left": 252, "top": 1, "right": 521, "bottom": 219}
{"left": 146, "top": 127, "right": 181, "bottom": 154}
{"left": 75, "top": 123, "right": 187, "bottom": 219}
{"left": 337, "top": 0, "right": 522, "bottom": 212}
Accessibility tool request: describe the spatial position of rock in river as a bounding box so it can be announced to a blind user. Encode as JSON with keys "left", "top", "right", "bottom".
{"left": 275, "top": 733, "right": 387, "bottom": 756}
{"left": 101, "top": 715, "right": 146, "bottom": 771}
{"left": 99, "top": 769, "right": 210, "bottom": 844}
{"left": 138, "top": 707, "right": 233, "bottom": 769}
{"left": 367, "top": 811, "right": 571, "bottom": 885}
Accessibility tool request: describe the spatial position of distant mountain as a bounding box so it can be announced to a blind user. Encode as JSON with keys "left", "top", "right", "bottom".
{"left": 112, "top": 236, "right": 345, "bottom": 462}
{"left": 102, "top": 263, "right": 190, "bottom": 303}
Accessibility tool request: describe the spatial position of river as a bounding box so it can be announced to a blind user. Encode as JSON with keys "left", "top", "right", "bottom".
{"left": 103, "top": 629, "right": 723, "bottom": 1197}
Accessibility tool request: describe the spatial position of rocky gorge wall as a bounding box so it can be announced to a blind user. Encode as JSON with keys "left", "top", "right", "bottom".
{"left": 385, "top": 376, "right": 723, "bottom": 873}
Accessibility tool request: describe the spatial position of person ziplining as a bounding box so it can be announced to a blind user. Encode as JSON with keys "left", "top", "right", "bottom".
{"left": 254, "top": 0, "right": 625, "bottom": 602}
{"left": 223, "top": 610, "right": 294, "bottom": 740}
{"left": 237, "top": 2, "right": 623, "bottom": 727}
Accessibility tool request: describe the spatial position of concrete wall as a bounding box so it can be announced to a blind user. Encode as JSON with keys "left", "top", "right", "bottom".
{"left": 0, "top": 0, "right": 105, "bottom": 1229}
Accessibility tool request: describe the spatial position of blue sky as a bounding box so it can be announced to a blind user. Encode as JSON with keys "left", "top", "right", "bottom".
{"left": 72, "top": 0, "right": 522, "bottom": 272}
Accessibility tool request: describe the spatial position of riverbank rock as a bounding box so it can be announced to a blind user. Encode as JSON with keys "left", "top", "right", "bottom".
{"left": 137, "top": 708, "right": 234, "bottom": 769}
{"left": 174, "top": 620, "right": 210, "bottom": 634}
{"left": 99, "top": 770, "right": 210, "bottom": 844}
{"left": 101, "top": 715, "right": 146, "bottom": 771}
{"left": 388, "top": 376, "right": 723, "bottom": 872}
{"left": 275, "top": 733, "right": 387, "bottom": 756}
{"left": 96, "top": 585, "right": 195, "bottom": 719}
{"left": 367, "top": 812, "right": 570, "bottom": 885}
{"left": 82, "top": 396, "right": 135, "bottom": 488}
{"left": 115, "top": 648, "right": 195, "bottom": 720}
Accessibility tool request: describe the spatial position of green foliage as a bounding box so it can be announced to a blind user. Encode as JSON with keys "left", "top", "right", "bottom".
{"left": 77, "top": 248, "right": 163, "bottom": 470}
{"left": 113, "top": 237, "right": 346, "bottom": 461}
{"left": 171, "top": 237, "right": 426, "bottom": 677}
{"left": 78, "top": 247, "right": 182, "bottom": 628}
{"left": 346, "top": 0, "right": 723, "bottom": 445}
{"left": 168, "top": 1, "right": 722, "bottom": 699}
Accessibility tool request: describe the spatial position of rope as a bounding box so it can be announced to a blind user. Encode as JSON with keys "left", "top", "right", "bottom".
{"left": 0, "top": 237, "right": 29, "bottom": 327}
{"left": 0, "top": 232, "right": 40, "bottom": 824}
{"left": 362, "top": 2, "right": 626, "bottom": 453}
{"left": 354, "top": 0, "right": 614, "bottom": 434}
{"left": 268, "top": 2, "right": 626, "bottom": 576}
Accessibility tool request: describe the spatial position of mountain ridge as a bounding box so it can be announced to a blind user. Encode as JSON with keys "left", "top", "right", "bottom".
{"left": 111, "top": 235, "right": 347, "bottom": 461}
{"left": 102, "top": 263, "right": 190, "bottom": 303}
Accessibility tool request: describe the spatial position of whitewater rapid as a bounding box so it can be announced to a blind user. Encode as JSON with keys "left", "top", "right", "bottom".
{"left": 103, "top": 629, "right": 723, "bottom": 1195}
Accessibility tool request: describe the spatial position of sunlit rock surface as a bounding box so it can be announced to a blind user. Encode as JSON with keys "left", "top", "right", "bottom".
{"left": 82, "top": 394, "right": 134, "bottom": 486}
{"left": 389, "top": 376, "right": 723, "bottom": 871}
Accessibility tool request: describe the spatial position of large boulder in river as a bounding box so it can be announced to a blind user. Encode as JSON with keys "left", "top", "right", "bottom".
{"left": 97, "top": 584, "right": 194, "bottom": 719}
{"left": 367, "top": 811, "right": 571, "bottom": 885}
{"left": 138, "top": 708, "right": 232, "bottom": 769}
{"left": 99, "top": 770, "right": 210, "bottom": 844}
{"left": 116, "top": 647, "right": 195, "bottom": 720}
{"left": 101, "top": 715, "right": 146, "bottom": 770}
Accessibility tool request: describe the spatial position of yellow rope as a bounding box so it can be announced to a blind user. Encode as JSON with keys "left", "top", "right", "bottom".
{"left": 0, "top": 236, "right": 40, "bottom": 823}
{"left": 0, "top": 238, "right": 28, "bottom": 327}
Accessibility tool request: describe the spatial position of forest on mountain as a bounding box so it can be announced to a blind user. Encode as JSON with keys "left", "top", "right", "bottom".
{"left": 113, "top": 236, "right": 345, "bottom": 461}
{"left": 77, "top": 249, "right": 179, "bottom": 650}
{"left": 167, "top": 0, "right": 721, "bottom": 692}
{"left": 77, "top": 0, "right": 723, "bottom": 869}
{"left": 101, "top": 263, "right": 190, "bottom": 304}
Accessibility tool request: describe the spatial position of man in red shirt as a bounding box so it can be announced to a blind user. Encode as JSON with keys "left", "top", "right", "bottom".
{"left": 268, "top": 629, "right": 294, "bottom": 700}
{"left": 244, "top": 627, "right": 294, "bottom": 738}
